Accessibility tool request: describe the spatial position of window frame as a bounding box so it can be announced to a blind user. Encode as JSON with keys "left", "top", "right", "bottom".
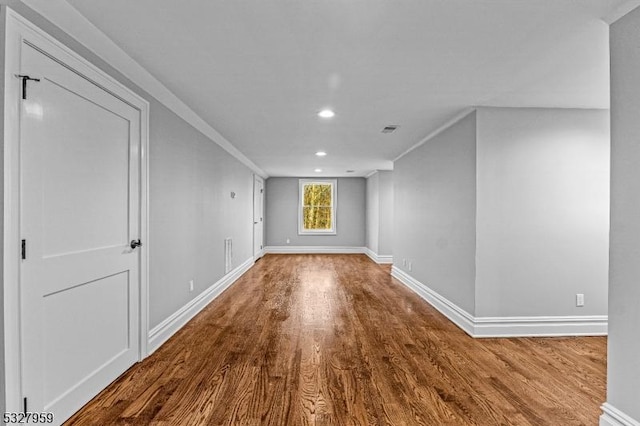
{"left": 298, "top": 179, "right": 337, "bottom": 235}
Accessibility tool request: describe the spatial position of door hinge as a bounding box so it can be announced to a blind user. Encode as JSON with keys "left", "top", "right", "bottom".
{"left": 260, "top": 245, "right": 263, "bottom": 250}
{"left": 23, "top": 397, "right": 28, "bottom": 414}
{"left": 21, "top": 239, "right": 26, "bottom": 260}
{"left": 260, "top": 189, "right": 263, "bottom": 194}
{"left": 15, "top": 75, "right": 41, "bottom": 100}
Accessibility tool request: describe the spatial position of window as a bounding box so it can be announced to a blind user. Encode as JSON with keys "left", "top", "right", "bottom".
{"left": 299, "top": 179, "right": 337, "bottom": 235}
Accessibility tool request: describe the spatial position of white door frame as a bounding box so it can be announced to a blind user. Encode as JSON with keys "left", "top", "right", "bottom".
{"left": 253, "top": 175, "right": 265, "bottom": 260}
{"left": 1, "top": 7, "right": 150, "bottom": 413}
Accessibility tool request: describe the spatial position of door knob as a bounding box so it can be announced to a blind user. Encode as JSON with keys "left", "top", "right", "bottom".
{"left": 130, "top": 239, "right": 142, "bottom": 249}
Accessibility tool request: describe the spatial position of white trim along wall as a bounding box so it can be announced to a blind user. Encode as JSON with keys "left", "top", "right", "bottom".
{"left": 391, "top": 267, "right": 608, "bottom": 338}
{"left": 600, "top": 403, "right": 640, "bottom": 426}
{"left": 364, "top": 248, "right": 394, "bottom": 264}
{"left": 264, "top": 246, "right": 392, "bottom": 265}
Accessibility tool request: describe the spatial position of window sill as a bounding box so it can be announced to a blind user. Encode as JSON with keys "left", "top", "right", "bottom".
{"left": 298, "top": 231, "right": 337, "bottom": 236}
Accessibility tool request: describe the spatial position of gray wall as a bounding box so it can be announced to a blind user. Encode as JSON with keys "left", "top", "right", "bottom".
{"left": 366, "top": 171, "right": 393, "bottom": 257}
{"left": 378, "top": 171, "right": 394, "bottom": 256}
{"left": 265, "top": 177, "right": 366, "bottom": 247}
{"left": 0, "top": 7, "right": 5, "bottom": 414}
{"left": 149, "top": 103, "right": 253, "bottom": 329}
{"left": 365, "top": 173, "right": 380, "bottom": 253}
{"left": 393, "top": 107, "right": 609, "bottom": 320}
{"left": 475, "top": 107, "right": 610, "bottom": 317}
{"left": 393, "top": 111, "right": 477, "bottom": 314}
{"left": 607, "top": 8, "right": 640, "bottom": 423}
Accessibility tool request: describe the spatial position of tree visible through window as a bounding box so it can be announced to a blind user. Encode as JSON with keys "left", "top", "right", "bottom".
{"left": 299, "top": 179, "right": 336, "bottom": 234}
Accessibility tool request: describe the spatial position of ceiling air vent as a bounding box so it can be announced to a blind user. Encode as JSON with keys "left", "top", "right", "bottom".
{"left": 381, "top": 125, "right": 399, "bottom": 134}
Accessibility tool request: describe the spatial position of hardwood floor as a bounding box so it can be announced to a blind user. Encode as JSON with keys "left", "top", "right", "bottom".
{"left": 66, "top": 254, "right": 606, "bottom": 425}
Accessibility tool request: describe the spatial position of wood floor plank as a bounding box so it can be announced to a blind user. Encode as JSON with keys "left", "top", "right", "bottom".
{"left": 65, "top": 254, "right": 606, "bottom": 425}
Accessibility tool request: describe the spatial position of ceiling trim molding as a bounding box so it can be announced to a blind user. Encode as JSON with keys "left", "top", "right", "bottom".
{"left": 364, "top": 170, "right": 378, "bottom": 179}
{"left": 19, "top": 0, "right": 268, "bottom": 178}
{"left": 601, "top": 0, "right": 640, "bottom": 24}
{"left": 393, "top": 107, "right": 475, "bottom": 163}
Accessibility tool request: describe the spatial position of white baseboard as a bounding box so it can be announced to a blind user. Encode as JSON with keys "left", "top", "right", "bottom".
{"left": 364, "top": 248, "right": 394, "bottom": 264}
{"left": 147, "top": 256, "right": 254, "bottom": 355}
{"left": 390, "top": 266, "right": 608, "bottom": 338}
{"left": 474, "top": 315, "right": 607, "bottom": 337}
{"left": 601, "top": 403, "right": 640, "bottom": 426}
{"left": 254, "top": 248, "right": 265, "bottom": 261}
{"left": 391, "top": 266, "right": 475, "bottom": 335}
{"left": 264, "top": 246, "right": 366, "bottom": 254}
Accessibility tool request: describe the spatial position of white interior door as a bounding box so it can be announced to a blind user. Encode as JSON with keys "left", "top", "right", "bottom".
{"left": 19, "top": 42, "right": 141, "bottom": 424}
{"left": 253, "top": 176, "right": 264, "bottom": 258}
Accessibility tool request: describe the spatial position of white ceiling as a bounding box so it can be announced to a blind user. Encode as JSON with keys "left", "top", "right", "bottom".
{"left": 64, "top": 0, "right": 622, "bottom": 177}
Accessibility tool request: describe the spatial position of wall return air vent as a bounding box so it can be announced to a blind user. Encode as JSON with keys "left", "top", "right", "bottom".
{"left": 381, "top": 125, "right": 399, "bottom": 134}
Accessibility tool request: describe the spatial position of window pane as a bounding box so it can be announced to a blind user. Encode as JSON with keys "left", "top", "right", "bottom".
{"left": 303, "top": 206, "right": 333, "bottom": 230}
{"left": 303, "top": 183, "right": 332, "bottom": 207}
{"left": 303, "top": 184, "right": 313, "bottom": 206}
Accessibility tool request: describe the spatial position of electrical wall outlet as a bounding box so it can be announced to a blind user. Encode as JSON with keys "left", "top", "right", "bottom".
{"left": 402, "top": 259, "right": 406, "bottom": 267}
{"left": 189, "top": 280, "right": 194, "bottom": 292}
{"left": 286, "top": 238, "right": 290, "bottom": 244}
{"left": 576, "top": 293, "right": 584, "bottom": 307}
{"left": 408, "top": 261, "right": 412, "bottom": 272}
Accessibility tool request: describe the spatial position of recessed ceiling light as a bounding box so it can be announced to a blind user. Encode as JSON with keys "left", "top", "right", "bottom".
{"left": 318, "top": 109, "right": 335, "bottom": 118}
{"left": 315, "top": 151, "right": 327, "bottom": 157}
{"left": 346, "top": 170, "right": 355, "bottom": 173}
{"left": 314, "top": 168, "right": 323, "bottom": 173}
